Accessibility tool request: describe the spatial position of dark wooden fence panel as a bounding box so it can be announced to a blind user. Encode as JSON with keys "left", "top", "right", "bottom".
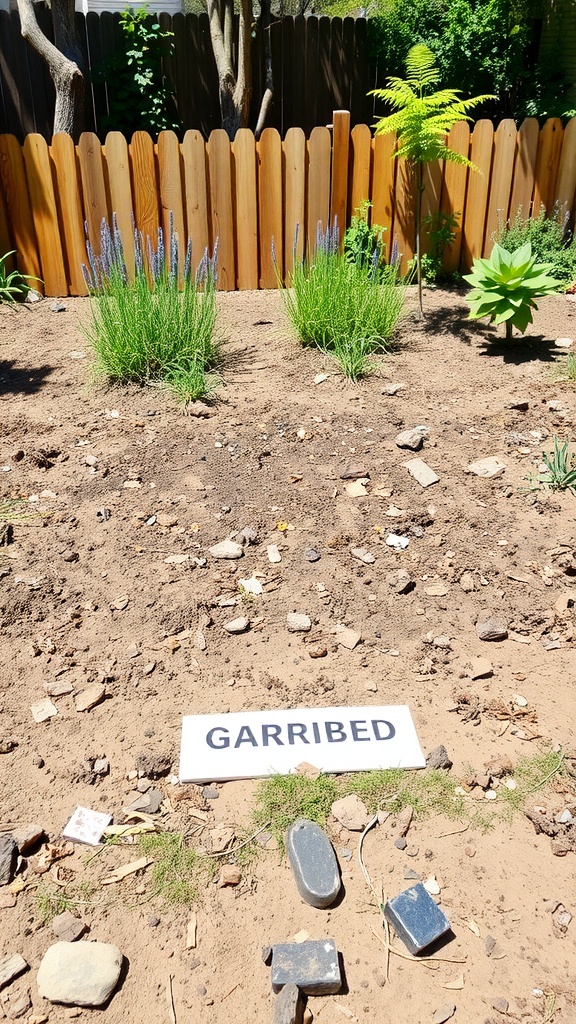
{"left": 0, "top": 8, "right": 378, "bottom": 141}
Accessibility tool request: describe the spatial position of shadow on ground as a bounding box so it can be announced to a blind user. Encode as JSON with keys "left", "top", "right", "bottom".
{"left": 0, "top": 359, "right": 55, "bottom": 397}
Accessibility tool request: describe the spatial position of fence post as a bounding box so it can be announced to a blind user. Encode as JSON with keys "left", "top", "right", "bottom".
{"left": 330, "top": 109, "right": 350, "bottom": 247}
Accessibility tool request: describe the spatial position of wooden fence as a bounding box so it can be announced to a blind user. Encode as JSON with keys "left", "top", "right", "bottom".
{"left": 1, "top": 112, "right": 576, "bottom": 297}
{"left": 0, "top": 9, "right": 375, "bottom": 142}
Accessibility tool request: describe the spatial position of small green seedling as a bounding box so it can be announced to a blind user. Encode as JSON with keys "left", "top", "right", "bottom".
{"left": 0, "top": 251, "right": 40, "bottom": 304}
{"left": 464, "top": 242, "right": 561, "bottom": 340}
{"left": 525, "top": 436, "right": 576, "bottom": 496}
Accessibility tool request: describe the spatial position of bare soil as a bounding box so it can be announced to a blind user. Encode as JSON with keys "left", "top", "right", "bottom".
{"left": 1, "top": 285, "right": 576, "bottom": 1024}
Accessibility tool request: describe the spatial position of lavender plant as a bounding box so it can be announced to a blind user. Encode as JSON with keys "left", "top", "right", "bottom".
{"left": 83, "top": 214, "right": 220, "bottom": 406}
{"left": 279, "top": 221, "right": 406, "bottom": 381}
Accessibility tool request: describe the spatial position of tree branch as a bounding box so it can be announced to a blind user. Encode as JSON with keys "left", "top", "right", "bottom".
{"left": 17, "top": 0, "right": 84, "bottom": 137}
{"left": 254, "top": 0, "right": 273, "bottom": 139}
{"left": 206, "top": 0, "right": 233, "bottom": 82}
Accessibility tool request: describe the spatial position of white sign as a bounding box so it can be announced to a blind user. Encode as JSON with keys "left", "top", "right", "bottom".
{"left": 62, "top": 806, "right": 112, "bottom": 846}
{"left": 179, "top": 705, "right": 425, "bottom": 783}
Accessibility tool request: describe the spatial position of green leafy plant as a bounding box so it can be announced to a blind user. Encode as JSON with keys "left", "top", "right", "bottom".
{"left": 371, "top": 44, "right": 493, "bottom": 317}
{"left": 139, "top": 832, "right": 211, "bottom": 905}
{"left": 464, "top": 241, "right": 562, "bottom": 341}
{"left": 97, "top": 5, "right": 180, "bottom": 136}
{"left": 83, "top": 215, "right": 220, "bottom": 407}
{"left": 497, "top": 750, "right": 565, "bottom": 818}
{"left": 414, "top": 210, "right": 459, "bottom": 283}
{"left": 524, "top": 436, "right": 576, "bottom": 496}
{"left": 254, "top": 773, "right": 339, "bottom": 851}
{"left": 343, "top": 201, "right": 387, "bottom": 276}
{"left": 0, "top": 251, "right": 40, "bottom": 303}
{"left": 347, "top": 767, "right": 466, "bottom": 819}
{"left": 280, "top": 223, "right": 406, "bottom": 381}
{"left": 496, "top": 205, "right": 576, "bottom": 290}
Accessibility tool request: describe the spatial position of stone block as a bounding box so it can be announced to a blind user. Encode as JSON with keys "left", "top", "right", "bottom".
{"left": 286, "top": 820, "right": 340, "bottom": 909}
{"left": 271, "top": 940, "right": 341, "bottom": 995}
{"left": 384, "top": 882, "right": 451, "bottom": 955}
{"left": 273, "top": 982, "right": 304, "bottom": 1024}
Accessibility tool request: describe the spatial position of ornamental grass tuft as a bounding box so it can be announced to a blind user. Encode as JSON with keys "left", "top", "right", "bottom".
{"left": 83, "top": 214, "right": 220, "bottom": 406}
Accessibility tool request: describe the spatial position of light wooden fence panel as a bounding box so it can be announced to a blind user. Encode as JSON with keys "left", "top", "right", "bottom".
{"left": 233, "top": 128, "right": 259, "bottom": 290}
{"left": 462, "top": 120, "right": 494, "bottom": 267}
{"left": 0, "top": 134, "right": 42, "bottom": 284}
{"left": 105, "top": 131, "right": 135, "bottom": 282}
{"left": 283, "top": 127, "right": 306, "bottom": 275}
{"left": 371, "top": 132, "right": 396, "bottom": 257}
{"left": 207, "top": 129, "right": 235, "bottom": 290}
{"left": 78, "top": 132, "right": 109, "bottom": 258}
{"left": 393, "top": 155, "right": 415, "bottom": 273}
{"left": 258, "top": 128, "right": 283, "bottom": 288}
{"left": 555, "top": 117, "right": 576, "bottom": 224}
{"left": 181, "top": 129, "right": 210, "bottom": 279}
{"left": 483, "top": 118, "right": 517, "bottom": 255}
{"left": 130, "top": 131, "right": 159, "bottom": 260}
{"left": 440, "top": 122, "right": 470, "bottom": 274}
{"left": 330, "top": 109, "right": 350, "bottom": 246}
{"left": 307, "top": 126, "right": 331, "bottom": 255}
{"left": 533, "top": 118, "right": 564, "bottom": 216}
{"left": 158, "top": 130, "right": 186, "bottom": 284}
{"left": 348, "top": 123, "right": 372, "bottom": 219}
{"left": 22, "top": 134, "right": 67, "bottom": 296}
{"left": 509, "top": 118, "right": 539, "bottom": 218}
{"left": 51, "top": 132, "right": 88, "bottom": 295}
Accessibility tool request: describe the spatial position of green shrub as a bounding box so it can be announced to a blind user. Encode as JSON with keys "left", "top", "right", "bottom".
{"left": 464, "top": 241, "right": 561, "bottom": 341}
{"left": 280, "top": 223, "right": 406, "bottom": 380}
{"left": 0, "top": 250, "right": 40, "bottom": 303}
{"left": 343, "top": 201, "right": 387, "bottom": 276}
{"left": 410, "top": 211, "right": 459, "bottom": 284}
{"left": 83, "top": 215, "right": 220, "bottom": 406}
{"left": 496, "top": 205, "right": 576, "bottom": 289}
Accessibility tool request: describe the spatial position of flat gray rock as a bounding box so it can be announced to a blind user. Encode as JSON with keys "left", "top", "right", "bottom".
{"left": 476, "top": 614, "right": 508, "bottom": 641}
{"left": 208, "top": 540, "right": 244, "bottom": 560}
{"left": 271, "top": 939, "right": 341, "bottom": 994}
{"left": 274, "top": 981, "right": 304, "bottom": 1024}
{"left": 36, "top": 941, "right": 123, "bottom": 1007}
{"left": 52, "top": 911, "right": 87, "bottom": 943}
{"left": 0, "top": 836, "right": 17, "bottom": 886}
{"left": 468, "top": 456, "right": 506, "bottom": 478}
{"left": 286, "top": 819, "right": 341, "bottom": 909}
{"left": 286, "top": 613, "right": 311, "bottom": 633}
{"left": 395, "top": 426, "right": 429, "bottom": 451}
{"left": 404, "top": 458, "right": 439, "bottom": 487}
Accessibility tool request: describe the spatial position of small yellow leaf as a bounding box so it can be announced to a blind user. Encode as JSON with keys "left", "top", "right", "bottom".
{"left": 468, "top": 919, "right": 481, "bottom": 937}
{"left": 276, "top": 521, "right": 288, "bottom": 532}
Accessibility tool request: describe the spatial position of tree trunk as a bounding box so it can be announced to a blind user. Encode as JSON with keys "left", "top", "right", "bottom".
{"left": 17, "top": 0, "right": 85, "bottom": 140}
{"left": 415, "top": 161, "right": 424, "bottom": 320}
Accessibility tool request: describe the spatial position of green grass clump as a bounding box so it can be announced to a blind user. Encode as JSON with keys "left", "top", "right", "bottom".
{"left": 347, "top": 767, "right": 466, "bottom": 820}
{"left": 36, "top": 884, "right": 77, "bottom": 923}
{"left": 281, "top": 224, "right": 406, "bottom": 381}
{"left": 525, "top": 436, "right": 576, "bottom": 496}
{"left": 254, "top": 773, "right": 340, "bottom": 850}
{"left": 498, "top": 749, "right": 565, "bottom": 818}
{"left": 139, "top": 831, "right": 207, "bottom": 905}
{"left": 84, "top": 216, "right": 220, "bottom": 407}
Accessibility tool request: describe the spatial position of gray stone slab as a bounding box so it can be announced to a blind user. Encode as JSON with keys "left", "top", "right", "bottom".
{"left": 404, "top": 458, "right": 439, "bottom": 488}
{"left": 271, "top": 940, "right": 341, "bottom": 994}
{"left": 273, "top": 982, "right": 304, "bottom": 1024}
{"left": 384, "top": 882, "right": 451, "bottom": 955}
{"left": 0, "top": 836, "right": 17, "bottom": 886}
{"left": 286, "top": 820, "right": 341, "bottom": 909}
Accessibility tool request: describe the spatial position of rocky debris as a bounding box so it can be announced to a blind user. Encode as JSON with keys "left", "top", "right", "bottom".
{"left": 467, "top": 456, "right": 506, "bottom": 478}
{"left": 52, "top": 911, "right": 87, "bottom": 943}
{"left": 74, "top": 685, "right": 106, "bottom": 713}
{"left": 386, "top": 534, "right": 410, "bottom": 551}
{"left": 345, "top": 478, "right": 368, "bottom": 497}
{"left": 476, "top": 614, "right": 508, "bottom": 642}
{"left": 207, "top": 826, "right": 235, "bottom": 854}
{"left": 11, "top": 824, "right": 44, "bottom": 856}
{"left": 394, "top": 837, "right": 407, "bottom": 851}
{"left": 395, "top": 806, "right": 413, "bottom": 838}
{"left": 395, "top": 425, "right": 429, "bottom": 451}
{"left": 423, "top": 875, "right": 441, "bottom": 896}
{"left": 0, "top": 739, "right": 17, "bottom": 754}
{"left": 304, "top": 549, "right": 321, "bottom": 562}
{"left": 334, "top": 626, "right": 361, "bottom": 650}
{"left": 267, "top": 544, "right": 282, "bottom": 564}
{"left": 524, "top": 803, "right": 576, "bottom": 856}
{"left": 426, "top": 745, "right": 453, "bottom": 770}
{"left": 460, "top": 572, "right": 475, "bottom": 592}
{"left": 404, "top": 458, "right": 439, "bottom": 487}
{"left": 287, "top": 614, "right": 311, "bottom": 633}
{"left": 223, "top": 616, "right": 250, "bottom": 634}
{"left": 208, "top": 540, "right": 244, "bottom": 560}
{"left": 274, "top": 982, "right": 305, "bottom": 1024}
{"left": 350, "top": 547, "right": 375, "bottom": 564}
{"left": 44, "top": 679, "right": 74, "bottom": 697}
{"left": 331, "top": 794, "right": 370, "bottom": 831}
{"left": 134, "top": 750, "right": 173, "bottom": 779}
{"left": 271, "top": 940, "right": 341, "bottom": 995}
{"left": 340, "top": 463, "right": 369, "bottom": 480}
{"left": 124, "top": 788, "right": 164, "bottom": 814}
{"left": 31, "top": 700, "right": 58, "bottom": 724}
{"left": 1, "top": 981, "right": 31, "bottom": 1017}
{"left": 469, "top": 656, "right": 493, "bottom": 680}
{"left": 0, "top": 836, "right": 17, "bottom": 886}
{"left": 484, "top": 755, "right": 513, "bottom": 779}
{"left": 36, "top": 941, "right": 123, "bottom": 1007}
{"left": 286, "top": 820, "right": 341, "bottom": 909}
{"left": 217, "top": 865, "right": 241, "bottom": 887}
{"left": 425, "top": 582, "right": 449, "bottom": 597}
{"left": 432, "top": 1002, "right": 457, "bottom": 1024}
{"left": 0, "top": 953, "right": 28, "bottom": 989}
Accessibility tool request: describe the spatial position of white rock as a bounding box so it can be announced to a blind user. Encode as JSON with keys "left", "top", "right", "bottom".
{"left": 74, "top": 685, "right": 106, "bottom": 713}
{"left": 404, "top": 458, "right": 439, "bottom": 487}
{"left": 513, "top": 693, "right": 528, "bottom": 707}
{"left": 335, "top": 625, "right": 361, "bottom": 650}
{"left": 386, "top": 534, "right": 409, "bottom": 551}
{"left": 469, "top": 657, "right": 493, "bottom": 680}
{"left": 350, "top": 547, "right": 376, "bottom": 564}
{"left": 467, "top": 456, "right": 506, "bottom": 478}
{"left": 555, "top": 338, "right": 573, "bottom": 348}
{"left": 36, "top": 941, "right": 123, "bottom": 1007}
{"left": 395, "top": 425, "right": 429, "bottom": 451}
{"left": 208, "top": 540, "right": 244, "bottom": 560}
{"left": 267, "top": 544, "right": 282, "bottom": 564}
{"left": 423, "top": 875, "right": 441, "bottom": 896}
{"left": 286, "top": 613, "right": 311, "bottom": 633}
{"left": 164, "top": 554, "right": 189, "bottom": 565}
{"left": 239, "top": 577, "right": 263, "bottom": 596}
{"left": 223, "top": 617, "right": 249, "bottom": 634}
{"left": 31, "top": 700, "right": 58, "bottom": 723}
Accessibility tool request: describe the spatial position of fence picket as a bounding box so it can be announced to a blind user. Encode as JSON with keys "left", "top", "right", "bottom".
{"left": 307, "top": 126, "right": 331, "bottom": 255}
{"left": 78, "top": 131, "right": 109, "bottom": 257}
{"left": 330, "top": 109, "right": 350, "bottom": 246}
{"left": 181, "top": 130, "right": 210, "bottom": 279}
{"left": 233, "top": 128, "right": 259, "bottom": 290}
{"left": 51, "top": 132, "right": 88, "bottom": 295}
{"left": 461, "top": 119, "right": 494, "bottom": 268}
{"left": 105, "top": 131, "right": 135, "bottom": 281}
{"left": 393, "top": 154, "right": 415, "bottom": 273}
{"left": 371, "top": 131, "right": 396, "bottom": 254}
{"left": 207, "top": 129, "right": 235, "bottom": 290}
{"left": 0, "top": 133, "right": 41, "bottom": 283}
{"left": 130, "top": 131, "right": 159, "bottom": 254}
{"left": 22, "top": 134, "right": 67, "bottom": 295}
{"left": 554, "top": 117, "right": 576, "bottom": 224}
{"left": 508, "top": 118, "right": 539, "bottom": 220}
{"left": 349, "top": 123, "right": 372, "bottom": 219}
{"left": 158, "top": 130, "right": 186, "bottom": 282}
{"left": 283, "top": 127, "right": 306, "bottom": 275}
{"left": 483, "top": 118, "right": 517, "bottom": 255}
{"left": 533, "top": 118, "right": 564, "bottom": 216}
{"left": 258, "top": 128, "right": 283, "bottom": 287}
{"left": 440, "top": 122, "right": 470, "bottom": 274}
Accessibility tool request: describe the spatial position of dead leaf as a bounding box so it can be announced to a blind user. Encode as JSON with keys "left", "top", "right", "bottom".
{"left": 468, "top": 919, "right": 481, "bottom": 937}
{"left": 442, "top": 974, "right": 465, "bottom": 990}
{"left": 101, "top": 856, "right": 152, "bottom": 885}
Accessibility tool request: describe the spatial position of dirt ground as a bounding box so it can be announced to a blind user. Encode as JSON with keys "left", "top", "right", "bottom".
{"left": 1, "top": 285, "right": 576, "bottom": 1024}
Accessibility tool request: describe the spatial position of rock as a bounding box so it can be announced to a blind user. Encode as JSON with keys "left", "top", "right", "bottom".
{"left": 340, "top": 463, "right": 369, "bottom": 480}
{"left": 223, "top": 616, "right": 250, "bottom": 634}
{"left": 135, "top": 750, "right": 172, "bottom": 778}
{"left": 74, "top": 685, "right": 106, "bottom": 713}
{"left": 303, "top": 549, "right": 321, "bottom": 563}
{"left": 345, "top": 479, "right": 368, "bottom": 497}
{"left": 490, "top": 997, "right": 509, "bottom": 1014}
{"left": 237, "top": 525, "right": 258, "bottom": 546}
{"left": 555, "top": 337, "right": 573, "bottom": 348}
{"left": 309, "top": 647, "right": 327, "bottom": 658}
{"left": 350, "top": 547, "right": 375, "bottom": 564}
{"left": 467, "top": 456, "right": 506, "bottom": 478}
{"left": 386, "top": 534, "right": 410, "bottom": 550}
{"left": 208, "top": 540, "right": 244, "bottom": 560}
{"left": 384, "top": 883, "right": 451, "bottom": 955}
{"left": 0, "top": 893, "right": 17, "bottom": 909}
{"left": 11, "top": 824, "right": 44, "bottom": 856}
{"left": 50, "top": 301, "right": 66, "bottom": 312}
{"left": 30, "top": 700, "right": 58, "bottom": 724}
{"left": 202, "top": 786, "right": 219, "bottom": 800}
{"left": 52, "top": 911, "right": 87, "bottom": 943}
{"left": 383, "top": 382, "right": 405, "bottom": 395}
{"left": 286, "top": 820, "right": 341, "bottom": 909}
{"left": 274, "top": 982, "right": 305, "bottom": 1024}
{"left": 0, "top": 837, "right": 17, "bottom": 886}
{"left": 1, "top": 982, "right": 31, "bottom": 1018}
{"left": 404, "top": 458, "right": 439, "bottom": 487}
{"left": 331, "top": 794, "right": 370, "bottom": 831}
{"left": 386, "top": 569, "right": 414, "bottom": 594}
{"left": 123, "top": 788, "right": 164, "bottom": 814}
{"left": 271, "top": 940, "right": 341, "bottom": 995}
{"left": 0, "top": 739, "right": 17, "bottom": 754}
{"left": 394, "top": 837, "right": 407, "bottom": 851}
{"left": 460, "top": 572, "right": 475, "bottom": 592}
{"left": 432, "top": 1003, "right": 457, "bottom": 1024}
{"left": 287, "top": 613, "right": 311, "bottom": 633}
{"left": 469, "top": 656, "right": 493, "bottom": 680}
{"left": 426, "top": 745, "right": 452, "bottom": 770}
{"left": 208, "top": 826, "right": 235, "bottom": 853}
{"left": 396, "top": 806, "right": 413, "bottom": 837}
{"left": 36, "top": 941, "right": 123, "bottom": 1007}
{"left": 506, "top": 398, "right": 530, "bottom": 410}
{"left": 217, "top": 865, "right": 241, "bottom": 887}
{"left": 425, "top": 582, "right": 449, "bottom": 597}
{"left": 43, "top": 680, "right": 74, "bottom": 697}
{"left": 476, "top": 614, "right": 508, "bottom": 641}
{"left": 267, "top": 544, "right": 282, "bottom": 564}
{"left": 395, "top": 426, "right": 429, "bottom": 451}
{"left": 0, "top": 953, "right": 28, "bottom": 989}
{"left": 423, "top": 875, "right": 441, "bottom": 896}
{"left": 335, "top": 626, "right": 361, "bottom": 650}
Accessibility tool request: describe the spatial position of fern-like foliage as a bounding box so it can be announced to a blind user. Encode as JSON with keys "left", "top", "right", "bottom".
{"left": 372, "top": 43, "right": 494, "bottom": 167}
